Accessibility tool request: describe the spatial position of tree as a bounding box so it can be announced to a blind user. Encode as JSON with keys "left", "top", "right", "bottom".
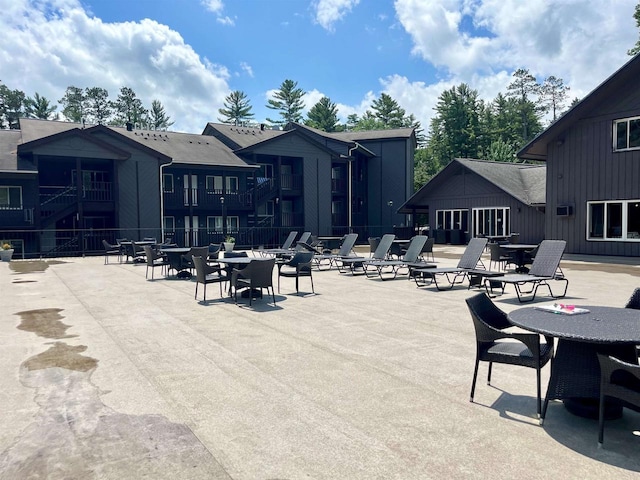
{"left": 148, "top": 99, "right": 174, "bottom": 130}
{"left": 629, "top": 2, "right": 640, "bottom": 56}
{"left": 540, "top": 76, "right": 570, "bottom": 122}
{"left": 266, "top": 79, "right": 305, "bottom": 125}
{"left": 83, "top": 87, "right": 112, "bottom": 125}
{"left": 506, "top": 68, "right": 543, "bottom": 142}
{"left": 413, "top": 146, "right": 443, "bottom": 190}
{"left": 304, "top": 96, "right": 341, "bottom": 132}
{"left": 0, "top": 82, "right": 26, "bottom": 129}
{"left": 58, "top": 86, "right": 85, "bottom": 123}
{"left": 371, "top": 93, "right": 406, "bottom": 128}
{"left": 217, "top": 90, "right": 254, "bottom": 126}
{"left": 25, "top": 93, "right": 57, "bottom": 120}
{"left": 345, "top": 113, "right": 360, "bottom": 131}
{"left": 111, "top": 86, "right": 147, "bottom": 128}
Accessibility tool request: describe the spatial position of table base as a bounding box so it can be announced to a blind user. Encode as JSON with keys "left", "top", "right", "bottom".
{"left": 563, "top": 398, "right": 623, "bottom": 420}
{"left": 176, "top": 271, "right": 192, "bottom": 279}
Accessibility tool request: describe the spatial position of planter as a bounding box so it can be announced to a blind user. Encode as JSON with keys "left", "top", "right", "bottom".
{"left": 223, "top": 242, "right": 235, "bottom": 252}
{"left": 0, "top": 249, "right": 14, "bottom": 262}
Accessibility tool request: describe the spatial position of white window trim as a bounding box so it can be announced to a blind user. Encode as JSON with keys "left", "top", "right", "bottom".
{"left": 207, "top": 215, "right": 239, "bottom": 233}
{"left": 0, "top": 185, "right": 23, "bottom": 210}
{"left": 613, "top": 116, "right": 640, "bottom": 152}
{"left": 587, "top": 199, "right": 640, "bottom": 241}
{"left": 162, "top": 174, "right": 174, "bottom": 193}
{"left": 471, "top": 207, "right": 510, "bottom": 237}
{"left": 435, "top": 208, "right": 469, "bottom": 231}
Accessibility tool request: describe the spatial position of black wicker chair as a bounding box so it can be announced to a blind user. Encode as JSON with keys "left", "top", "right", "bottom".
{"left": 192, "top": 255, "right": 227, "bottom": 302}
{"left": 102, "top": 239, "right": 121, "bottom": 264}
{"left": 143, "top": 245, "right": 169, "bottom": 280}
{"left": 277, "top": 251, "right": 315, "bottom": 294}
{"left": 466, "top": 293, "right": 554, "bottom": 419}
{"left": 232, "top": 258, "right": 276, "bottom": 306}
{"left": 597, "top": 354, "right": 640, "bottom": 447}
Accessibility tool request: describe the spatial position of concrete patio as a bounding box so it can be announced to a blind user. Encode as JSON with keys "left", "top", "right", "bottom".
{"left": 1, "top": 245, "right": 639, "bottom": 479}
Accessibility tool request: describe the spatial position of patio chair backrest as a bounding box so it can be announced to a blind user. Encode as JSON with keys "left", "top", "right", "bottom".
{"left": 457, "top": 237, "right": 488, "bottom": 269}
{"left": 281, "top": 231, "right": 298, "bottom": 250}
{"left": 338, "top": 233, "right": 358, "bottom": 256}
{"left": 243, "top": 258, "right": 276, "bottom": 287}
{"left": 192, "top": 255, "right": 209, "bottom": 283}
{"left": 372, "top": 234, "right": 396, "bottom": 260}
{"left": 528, "top": 240, "right": 566, "bottom": 277}
{"left": 401, "top": 235, "right": 428, "bottom": 263}
{"left": 298, "top": 232, "right": 312, "bottom": 245}
{"left": 286, "top": 251, "right": 315, "bottom": 271}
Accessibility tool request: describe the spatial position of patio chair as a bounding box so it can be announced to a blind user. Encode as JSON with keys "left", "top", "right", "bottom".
{"left": 232, "top": 258, "right": 277, "bottom": 306}
{"left": 277, "top": 251, "right": 315, "bottom": 294}
{"left": 412, "top": 237, "right": 488, "bottom": 290}
{"left": 256, "top": 231, "right": 299, "bottom": 256}
{"left": 597, "top": 354, "right": 640, "bottom": 447}
{"left": 419, "top": 237, "right": 436, "bottom": 263}
{"left": 483, "top": 240, "right": 568, "bottom": 303}
{"left": 192, "top": 255, "right": 228, "bottom": 302}
{"left": 143, "top": 245, "right": 169, "bottom": 280}
{"left": 363, "top": 235, "right": 434, "bottom": 280}
{"left": 488, "top": 242, "right": 514, "bottom": 272}
{"left": 181, "top": 246, "right": 209, "bottom": 273}
{"left": 466, "top": 293, "right": 554, "bottom": 419}
{"left": 339, "top": 234, "right": 395, "bottom": 274}
{"left": 208, "top": 243, "right": 222, "bottom": 263}
{"left": 102, "top": 239, "right": 121, "bottom": 264}
{"left": 314, "top": 233, "right": 358, "bottom": 270}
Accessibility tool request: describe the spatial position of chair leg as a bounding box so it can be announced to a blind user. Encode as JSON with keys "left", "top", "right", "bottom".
{"left": 487, "top": 362, "right": 493, "bottom": 385}
{"left": 536, "top": 366, "right": 542, "bottom": 417}
{"left": 195, "top": 282, "right": 198, "bottom": 300}
{"left": 203, "top": 283, "right": 207, "bottom": 302}
{"left": 310, "top": 274, "right": 314, "bottom": 293}
{"left": 271, "top": 286, "right": 276, "bottom": 304}
{"left": 598, "top": 393, "right": 606, "bottom": 447}
{"left": 470, "top": 357, "right": 480, "bottom": 402}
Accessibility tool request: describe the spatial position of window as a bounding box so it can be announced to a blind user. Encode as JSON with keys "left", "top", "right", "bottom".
{"left": 163, "top": 216, "right": 175, "bottom": 232}
{"left": 588, "top": 199, "right": 640, "bottom": 241}
{"left": 206, "top": 176, "right": 223, "bottom": 192}
{"left": 472, "top": 207, "right": 510, "bottom": 237}
{"left": 207, "top": 216, "right": 239, "bottom": 233}
{"left": 257, "top": 164, "right": 273, "bottom": 179}
{"left": 613, "top": 116, "right": 640, "bottom": 151}
{"left": 163, "top": 174, "right": 174, "bottom": 193}
{"left": 435, "top": 209, "right": 469, "bottom": 231}
{"left": 0, "top": 186, "right": 22, "bottom": 209}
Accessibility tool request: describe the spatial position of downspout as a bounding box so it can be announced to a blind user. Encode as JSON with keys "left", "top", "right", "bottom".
{"left": 347, "top": 142, "right": 361, "bottom": 233}
{"left": 159, "top": 158, "right": 173, "bottom": 241}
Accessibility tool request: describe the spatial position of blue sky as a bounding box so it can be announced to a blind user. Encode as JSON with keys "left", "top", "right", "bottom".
{"left": 1, "top": 0, "right": 638, "bottom": 133}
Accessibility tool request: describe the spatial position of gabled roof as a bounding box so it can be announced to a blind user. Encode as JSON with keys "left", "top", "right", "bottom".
{"left": 518, "top": 53, "right": 640, "bottom": 161}
{"left": 13, "top": 118, "right": 256, "bottom": 170}
{"left": 202, "top": 123, "right": 286, "bottom": 150}
{"left": 0, "top": 130, "right": 36, "bottom": 173}
{"left": 399, "top": 158, "right": 546, "bottom": 213}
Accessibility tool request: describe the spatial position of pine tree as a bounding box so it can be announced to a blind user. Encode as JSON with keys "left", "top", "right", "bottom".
{"left": 58, "top": 86, "right": 86, "bottom": 123}
{"left": 25, "top": 93, "right": 57, "bottom": 120}
{"left": 218, "top": 90, "right": 254, "bottom": 126}
{"left": 304, "top": 96, "right": 341, "bottom": 132}
{"left": 266, "top": 79, "right": 305, "bottom": 126}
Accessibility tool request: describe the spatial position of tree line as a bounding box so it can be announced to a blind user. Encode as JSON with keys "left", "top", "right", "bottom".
{"left": 0, "top": 82, "right": 174, "bottom": 130}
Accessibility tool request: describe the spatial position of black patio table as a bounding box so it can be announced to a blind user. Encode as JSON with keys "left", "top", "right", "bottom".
{"left": 159, "top": 247, "right": 192, "bottom": 278}
{"left": 501, "top": 243, "right": 537, "bottom": 273}
{"left": 217, "top": 256, "right": 270, "bottom": 297}
{"left": 507, "top": 305, "right": 640, "bottom": 422}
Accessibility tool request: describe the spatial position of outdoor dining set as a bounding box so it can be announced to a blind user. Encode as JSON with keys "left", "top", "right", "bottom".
{"left": 102, "top": 230, "right": 640, "bottom": 446}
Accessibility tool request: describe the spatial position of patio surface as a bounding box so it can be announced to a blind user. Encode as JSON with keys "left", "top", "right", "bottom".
{"left": 1, "top": 245, "right": 639, "bottom": 479}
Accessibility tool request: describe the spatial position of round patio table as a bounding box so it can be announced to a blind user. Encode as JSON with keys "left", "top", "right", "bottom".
{"left": 159, "top": 247, "right": 192, "bottom": 278}
{"left": 508, "top": 306, "right": 640, "bottom": 421}
{"left": 501, "top": 244, "right": 537, "bottom": 273}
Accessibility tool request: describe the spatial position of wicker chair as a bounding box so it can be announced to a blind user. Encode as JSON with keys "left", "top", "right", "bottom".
{"left": 277, "top": 251, "right": 315, "bottom": 294}
{"left": 488, "top": 242, "right": 513, "bottom": 271}
{"left": 466, "top": 293, "right": 554, "bottom": 419}
{"left": 102, "top": 240, "right": 121, "bottom": 264}
{"left": 143, "top": 245, "right": 169, "bottom": 280}
{"left": 192, "top": 255, "right": 228, "bottom": 302}
{"left": 597, "top": 354, "right": 640, "bottom": 447}
{"left": 232, "top": 258, "right": 276, "bottom": 306}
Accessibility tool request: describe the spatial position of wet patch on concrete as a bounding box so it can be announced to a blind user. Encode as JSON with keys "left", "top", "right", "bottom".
{"left": 24, "top": 342, "right": 98, "bottom": 372}
{"left": 2, "top": 311, "right": 232, "bottom": 479}
{"left": 15, "top": 308, "right": 77, "bottom": 340}
{"left": 8, "top": 259, "right": 67, "bottom": 274}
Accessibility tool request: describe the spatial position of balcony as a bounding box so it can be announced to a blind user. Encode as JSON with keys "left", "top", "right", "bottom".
{"left": 0, "top": 206, "right": 35, "bottom": 228}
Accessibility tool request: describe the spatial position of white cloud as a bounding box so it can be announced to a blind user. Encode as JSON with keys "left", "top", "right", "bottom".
{"left": 0, "top": 0, "right": 230, "bottom": 133}
{"left": 392, "top": 0, "right": 638, "bottom": 131}
{"left": 216, "top": 16, "right": 235, "bottom": 26}
{"left": 313, "top": 0, "right": 360, "bottom": 32}
{"left": 239, "top": 62, "right": 254, "bottom": 78}
{"left": 201, "top": 0, "right": 224, "bottom": 14}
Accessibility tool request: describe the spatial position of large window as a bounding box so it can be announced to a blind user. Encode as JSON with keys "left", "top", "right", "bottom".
{"left": 472, "top": 207, "right": 510, "bottom": 237}
{"left": 614, "top": 116, "right": 640, "bottom": 151}
{"left": 588, "top": 200, "right": 640, "bottom": 241}
{"left": 206, "top": 176, "right": 238, "bottom": 193}
{"left": 0, "top": 186, "right": 22, "bottom": 209}
{"left": 435, "top": 209, "right": 468, "bottom": 231}
{"left": 163, "top": 216, "right": 175, "bottom": 233}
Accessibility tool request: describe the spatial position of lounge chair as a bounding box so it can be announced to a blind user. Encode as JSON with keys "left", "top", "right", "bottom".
{"left": 313, "top": 233, "right": 358, "bottom": 270}
{"left": 484, "top": 239, "right": 568, "bottom": 303}
{"left": 339, "top": 234, "right": 395, "bottom": 275}
{"left": 256, "top": 231, "right": 299, "bottom": 256}
{"left": 363, "top": 235, "right": 435, "bottom": 280}
{"left": 412, "top": 237, "right": 488, "bottom": 290}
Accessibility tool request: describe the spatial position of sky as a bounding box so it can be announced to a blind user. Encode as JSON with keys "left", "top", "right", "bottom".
{"left": 1, "top": 0, "right": 639, "bottom": 134}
